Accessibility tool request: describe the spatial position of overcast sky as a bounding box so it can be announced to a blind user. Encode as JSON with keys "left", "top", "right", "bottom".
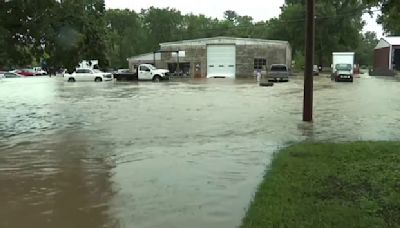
{"left": 105, "top": 0, "right": 384, "bottom": 37}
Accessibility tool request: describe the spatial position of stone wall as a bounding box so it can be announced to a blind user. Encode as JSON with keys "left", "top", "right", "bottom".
{"left": 236, "top": 44, "right": 288, "bottom": 78}
{"left": 160, "top": 45, "right": 207, "bottom": 77}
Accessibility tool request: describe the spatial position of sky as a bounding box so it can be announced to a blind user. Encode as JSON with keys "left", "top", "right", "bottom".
{"left": 105, "top": 0, "right": 384, "bottom": 38}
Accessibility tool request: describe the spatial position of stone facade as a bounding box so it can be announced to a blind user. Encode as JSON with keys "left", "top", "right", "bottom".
{"left": 159, "top": 45, "right": 207, "bottom": 78}
{"left": 235, "top": 44, "right": 289, "bottom": 78}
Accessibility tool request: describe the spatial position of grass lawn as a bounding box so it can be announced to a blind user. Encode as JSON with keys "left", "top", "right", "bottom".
{"left": 242, "top": 142, "right": 400, "bottom": 228}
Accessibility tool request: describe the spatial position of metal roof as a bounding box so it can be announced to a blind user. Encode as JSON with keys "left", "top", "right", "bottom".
{"left": 160, "top": 36, "right": 289, "bottom": 47}
{"left": 384, "top": 37, "right": 400, "bottom": 45}
{"left": 127, "top": 52, "right": 161, "bottom": 61}
{"left": 375, "top": 37, "right": 400, "bottom": 49}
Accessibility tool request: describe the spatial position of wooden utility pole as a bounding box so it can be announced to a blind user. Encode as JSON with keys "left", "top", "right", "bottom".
{"left": 303, "top": 0, "right": 315, "bottom": 122}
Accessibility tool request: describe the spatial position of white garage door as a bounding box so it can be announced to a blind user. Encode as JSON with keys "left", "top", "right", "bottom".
{"left": 207, "top": 45, "right": 236, "bottom": 78}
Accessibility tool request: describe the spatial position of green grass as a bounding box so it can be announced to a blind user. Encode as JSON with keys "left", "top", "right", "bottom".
{"left": 242, "top": 142, "right": 400, "bottom": 228}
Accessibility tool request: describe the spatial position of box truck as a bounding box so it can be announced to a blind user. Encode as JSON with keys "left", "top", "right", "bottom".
{"left": 331, "top": 52, "right": 355, "bottom": 82}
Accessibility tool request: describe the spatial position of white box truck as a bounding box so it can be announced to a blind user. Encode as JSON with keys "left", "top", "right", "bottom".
{"left": 331, "top": 52, "right": 355, "bottom": 82}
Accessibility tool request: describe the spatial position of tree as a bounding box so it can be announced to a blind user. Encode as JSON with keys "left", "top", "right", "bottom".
{"left": 355, "top": 31, "right": 378, "bottom": 66}
{"left": 378, "top": 0, "right": 400, "bottom": 35}
{"left": 1, "top": 0, "right": 396, "bottom": 71}
{"left": 141, "top": 7, "right": 183, "bottom": 48}
{"left": 181, "top": 14, "right": 217, "bottom": 40}
{"left": 265, "top": 0, "right": 366, "bottom": 67}
{"left": 0, "top": 0, "right": 58, "bottom": 68}
{"left": 223, "top": 10, "right": 239, "bottom": 23}
{"left": 105, "top": 9, "right": 150, "bottom": 68}
{"left": 47, "top": 0, "right": 110, "bottom": 71}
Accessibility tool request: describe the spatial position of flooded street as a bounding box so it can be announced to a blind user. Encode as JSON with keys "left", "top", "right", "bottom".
{"left": 1, "top": 76, "right": 400, "bottom": 228}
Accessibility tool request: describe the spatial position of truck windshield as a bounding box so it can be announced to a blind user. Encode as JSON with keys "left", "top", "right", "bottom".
{"left": 270, "top": 65, "right": 287, "bottom": 71}
{"left": 147, "top": 65, "right": 156, "bottom": 70}
{"left": 336, "top": 64, "right": 352, "bottom": 71}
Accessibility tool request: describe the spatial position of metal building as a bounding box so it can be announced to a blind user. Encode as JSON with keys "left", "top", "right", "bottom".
{"left": 373, "top": 37, "right": 400, "bottom": 74}
{"left": 128, "top": 37, "right": 292, "bottom": 79}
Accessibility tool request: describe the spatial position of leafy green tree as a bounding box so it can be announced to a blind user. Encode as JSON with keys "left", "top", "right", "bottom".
{"left": 181, "top": 14, "right": 218, "bottom": 39}
{"left": 1, "top": 0, "right": 398, "bottom": 71}
{"left": 378, "top": 0, "right": 400, "bottom": 35}
{"left": 224, "top": 10, "right": 239, "bottom": 23}
{"left": 266, "top": 0, "right": 366, "bottom": 66}
{"left": 0, "top": 0, "right": 57, "bottom": 68}
{"left": 141, "top": 7, "right": 183, "bottom": 48}
{"left": 362, "top": 0, "right": 400, "bottom": 34}
{"left": 105, "top": 9, "right": 150, "bottom": 68}
{"left": 355, "top": 31, "right": 378, "bottom": 66}
{"left": 47, "top": 0, "right": 109, "bottom": 71}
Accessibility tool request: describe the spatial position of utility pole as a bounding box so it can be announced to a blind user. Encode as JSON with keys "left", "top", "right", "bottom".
{"left": 303, "top": 0, "right": 315, "bottom": 122}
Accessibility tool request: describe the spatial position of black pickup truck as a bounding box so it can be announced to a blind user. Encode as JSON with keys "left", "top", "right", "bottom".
{"left": 113, "top": 69, "right": 138, "bottom": 81}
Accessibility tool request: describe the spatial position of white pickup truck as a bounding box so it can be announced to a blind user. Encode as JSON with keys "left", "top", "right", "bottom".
{"left": 33, "top": 67, "right": 47, "bottom": 75}
{"left": 65, "top": 68, "right": 113, "bottom": 82}
{"left": 114, "top": 64, "right": 169, "bottom": 81}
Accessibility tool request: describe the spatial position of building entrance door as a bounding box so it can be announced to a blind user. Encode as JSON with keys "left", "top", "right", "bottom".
{"left": 194, "top": 63, "right": 202, "bottom": 78}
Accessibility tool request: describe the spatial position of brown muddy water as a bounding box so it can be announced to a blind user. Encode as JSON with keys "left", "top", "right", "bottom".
{"left": 1, "top": 75, "right": 400, "bottom": 228}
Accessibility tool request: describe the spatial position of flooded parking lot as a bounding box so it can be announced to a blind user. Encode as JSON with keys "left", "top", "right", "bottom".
{"left": 1, "top": 75, "right": 400, "bottom": 228}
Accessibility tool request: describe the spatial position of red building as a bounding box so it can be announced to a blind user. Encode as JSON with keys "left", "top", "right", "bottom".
{"left": 374, "top": 37, "right": 400, "bottom": 75}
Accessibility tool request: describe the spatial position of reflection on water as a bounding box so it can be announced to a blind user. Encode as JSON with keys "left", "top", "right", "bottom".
{"left": 0, "top": 76, "right": 400, "bottom": 228}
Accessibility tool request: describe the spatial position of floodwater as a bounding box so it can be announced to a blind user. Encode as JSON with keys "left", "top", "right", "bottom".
{"left": 1, "top": 75, "right": 400, "bottom": 228}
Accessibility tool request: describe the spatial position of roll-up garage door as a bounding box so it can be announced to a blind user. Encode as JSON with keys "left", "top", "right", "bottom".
{"left": 207, "top": 45, "right": 236, "bottom": 78}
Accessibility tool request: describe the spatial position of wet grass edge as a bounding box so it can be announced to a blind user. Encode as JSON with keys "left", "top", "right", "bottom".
{"left": 241, "top": 141, "right": 400, "bottom": 228}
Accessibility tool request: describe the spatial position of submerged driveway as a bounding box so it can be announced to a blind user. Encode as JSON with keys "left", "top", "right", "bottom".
{"left": 1, "top": 76, "right": 400, "bottom": 228}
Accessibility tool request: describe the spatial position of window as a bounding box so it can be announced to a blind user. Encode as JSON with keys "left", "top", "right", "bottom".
{"left": 76, "top": 69, "right": 91, "bottom": 74}
{"left": 171, "top": 51, "right": 186, "bottom": 57}
{"left": 270, "top": 65, "right": 288, "bottom": 71}
{"left": 335, "top": 64, "right": 352, "bottom": 71}
{"left": 140, "top": 66, "right": 150, "bottom": 71}
{"left": 254, "top": 58, "right": 267, "bottom": 70}
{"left": 167, "top": 62, "right": 191, "bottom": 76}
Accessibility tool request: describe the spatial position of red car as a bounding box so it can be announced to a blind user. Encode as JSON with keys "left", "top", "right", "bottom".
{"left": 17, "top": 69, "right": 35, "bottom": 76}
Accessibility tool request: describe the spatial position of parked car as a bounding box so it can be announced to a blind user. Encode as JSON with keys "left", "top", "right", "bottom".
{"left": 64, "top": 68, "right": 113, "bottom": 82}
{"left": 267, "top": 64, "right": 289, "bottom": 82}
{"left": 17, "top": 69, "right": 35, "bottom": 76}
{"left": 0, "top": 71, "right": 7, "bottom": 79}
{"left": 33, "top": 67, "right": 47, "bottom": 75}
{"left": 4, "top": 72, "right": 23, "bottom": 78}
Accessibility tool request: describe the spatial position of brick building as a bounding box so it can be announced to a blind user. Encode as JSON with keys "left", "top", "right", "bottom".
{"left": 373, "top": 37, "right": 400, "bottom": 75}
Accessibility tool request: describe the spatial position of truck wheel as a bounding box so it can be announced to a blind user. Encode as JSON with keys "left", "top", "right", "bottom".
{"left": 68, "top": 78, "right": 75, "bottom": 82}
{"left": 95, "top": 77, "right": 102, "bottom": 82}
{"left": 153, "top": 75, "right": 161, "bottom": 82}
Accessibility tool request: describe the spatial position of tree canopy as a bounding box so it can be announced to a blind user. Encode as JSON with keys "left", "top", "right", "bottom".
{"left": 0, "top": 0, "right": 396, "bottom": 70}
